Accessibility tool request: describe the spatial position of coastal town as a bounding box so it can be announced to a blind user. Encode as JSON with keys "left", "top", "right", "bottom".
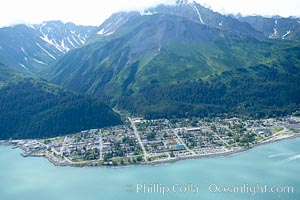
{"left": 4, "top": 116, "right": 300, "bottom": 167}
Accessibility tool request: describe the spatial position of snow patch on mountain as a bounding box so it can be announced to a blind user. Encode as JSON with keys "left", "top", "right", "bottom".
{"left": 0, "top": 21, "right": 95, "bottom": 73}
{"left": 140, "top": 10, "right": 156, "bottom": 16}
{"left": 60, "top": 40, "right": 70, "bottom": 51}
{"left": 71, "top": 35, "right": 81, "bottom": 45}
{"left": 33, "top": 58, "right": 47, "bottom": 65}
{"left": 105, "top": 31, "right": 115, "bottom": 36}
{"left": 67, "top": 37, "right": 75, "bottom": 48}
{"left": 282, "top": 30, "right": 292, "bottom": 39}
{"left": 37, "top": 23, "right": 91, "bottom": 53}
{"left": 191, "top": 4, "right": 205, "bottom": 24}
{"left": 78, "top": 35, "right": 86, "bottom": 44}
{"left": 97, "top": 28, "right": 115, "bottom": 36}
{"left": 269, "top": 19, "right": 278, "bottom": 38}
{"left": 26, "top": 23, "right": 35, "bottom": 29}
{"left": 97, "top": 28, "right": 105, "bottom": 35}
{"left": 36, "top": 43, "right": 56, "bottom": 60}
{"left": 19, "top": 63, "right": 28, "bottom": 70}
{"left": 40, "top": 31, "right": 65, "bottom": 53}
{"left": 20, "top": 47, "right": 26, "bottom": 54}
{"left": 97, "top": 18, "right": 123, "bottom": 36}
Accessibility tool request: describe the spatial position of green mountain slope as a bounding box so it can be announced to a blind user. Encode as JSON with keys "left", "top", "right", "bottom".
{"left": 118, "top": 41, "right": 300, "bottom": 119}
{"left": 0, "top": 64, "right": 122, "bottom": 139}
{"left": 119, "top": 63, "right": 300, "bottom": 119}
{"left": 0, "top": 63, "right": 27, "bottom": 85}
{"left": 46, "top": 14, "right": 267, "bottom": 97}
{"left": 43, "top": 8, "right": 300, "bottom": 119}
{"left": 238, "top": 16, "right": 300, "bottom": 40}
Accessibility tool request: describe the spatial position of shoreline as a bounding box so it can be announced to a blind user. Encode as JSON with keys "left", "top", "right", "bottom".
{"left": 149, "top": 133, "right": 300, "bottom": 167}
{"left": 1, "top": 133, "right": 299, "bottom": 168}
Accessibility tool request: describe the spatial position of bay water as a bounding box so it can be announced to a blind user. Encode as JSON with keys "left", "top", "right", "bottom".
{"left": 0, "top": 138, "right": 299, "bottom": 200}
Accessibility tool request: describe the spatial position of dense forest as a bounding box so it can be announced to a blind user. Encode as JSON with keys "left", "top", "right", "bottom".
{"left": 0, "top": 70, "right": 122, "bottom": 139}
{"left": 118, "top": 64, "right": 300, "bottom": 119}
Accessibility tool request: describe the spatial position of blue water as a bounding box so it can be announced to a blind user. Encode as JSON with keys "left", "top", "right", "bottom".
{"left": 0, "top": 138, "right": 299, "bottom": 200}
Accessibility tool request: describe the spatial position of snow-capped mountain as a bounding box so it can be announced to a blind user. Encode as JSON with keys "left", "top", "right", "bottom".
{"left": 92, "top": 1, "right": 300, "bottom": 43}
{"left": 0, "top": 21, "right": 96, "bottom": 73}
{"left": 90, "top": 0, "right": 264, "bottom": 42}
{"left": 35, "top": 21, "right": 93, "bottom": 53}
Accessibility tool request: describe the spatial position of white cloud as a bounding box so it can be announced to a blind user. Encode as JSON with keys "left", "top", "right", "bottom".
{"left": 0, "top": 0, "right": 299, "bottom": 27}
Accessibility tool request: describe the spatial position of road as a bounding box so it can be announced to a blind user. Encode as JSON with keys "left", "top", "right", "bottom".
{"left": 213, "top": 132, "right": 230, "bottom": 147}
{"left": 128, "top": 117, "right": 149, "bottom": 161}
{"left": 173, "top": 130, "right": 196, "bottom": 155}
{"left": 60, "top": 136, "right": 68, "bottom": 156}
{"left": 99, "top": 130, "right": 103, "bottom": 160}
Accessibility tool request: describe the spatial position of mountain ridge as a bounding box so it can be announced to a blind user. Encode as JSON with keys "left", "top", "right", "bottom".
{"left": 0, "top": 20, "right": 96, "bottom": 74}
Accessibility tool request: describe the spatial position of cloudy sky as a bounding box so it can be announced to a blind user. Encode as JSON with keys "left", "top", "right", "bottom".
{"left": 0, "top": 0, "right": 299, "bottom": 27}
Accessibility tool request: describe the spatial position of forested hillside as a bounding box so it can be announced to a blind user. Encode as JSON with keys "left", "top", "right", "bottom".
{"left": 0, "top": 64, "right": 122, "bottom": 139}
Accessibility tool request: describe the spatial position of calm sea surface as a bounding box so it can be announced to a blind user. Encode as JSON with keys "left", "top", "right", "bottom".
{"left": 0, "top": 138, "right": 299, "bottom": 200}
